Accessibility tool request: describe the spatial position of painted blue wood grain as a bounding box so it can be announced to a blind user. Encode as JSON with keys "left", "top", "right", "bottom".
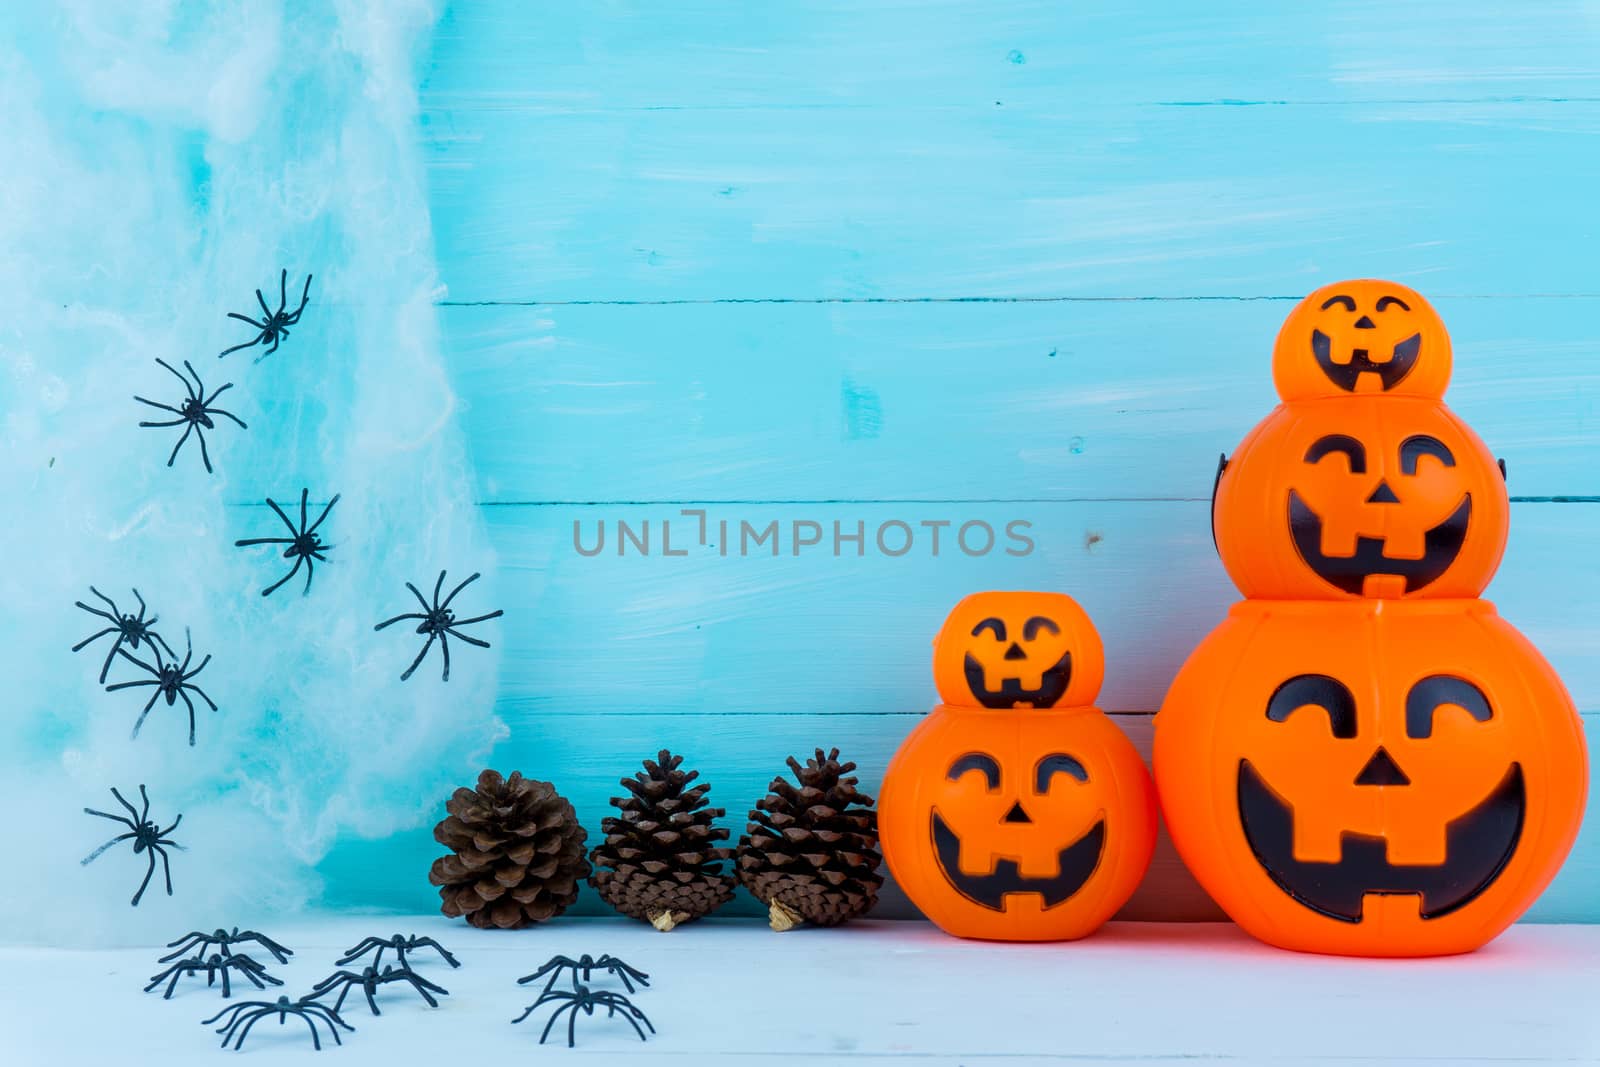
{"left": 468, "top": 502, "right": 1600, "bottom": 715}
{"left": 385, "top": 1, "right": 1600, "bottom": 921}
{"left": 440, "top": 300, "right": 1600, "bottom": 503}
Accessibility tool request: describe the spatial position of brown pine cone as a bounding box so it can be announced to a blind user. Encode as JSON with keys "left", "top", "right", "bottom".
{"left": 429, "top": 769, "right": 588, "bottom": 930}
{"left": 589, "top": 750, "right": 735, "bottom": 931}
{"left": 737, "top": 747, "right": 883, "bottom": 930}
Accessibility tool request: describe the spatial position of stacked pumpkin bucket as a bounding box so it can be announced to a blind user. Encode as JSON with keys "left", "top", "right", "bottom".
{"left": 1155, "top": 280, "right": 1587, "bottom": 956}
{"left": 880, "top": 280, "right": 1587, "bottom": 958}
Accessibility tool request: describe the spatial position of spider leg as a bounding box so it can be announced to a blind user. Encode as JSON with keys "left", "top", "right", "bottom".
{"left": 161, "top": 934, "right": 205, "bottom": 960}
{"left": 70, "top": 626, "right": 116, "bottom": 651}
{"left": 130, "top": 848, "right": 158, "bottom": 906}
{"left": 154, "top": 358, "right": 196, "bottom": 400}
{"left": 257, "top": 287, "right": 273, "bottom": 319}
{"left": 511, "top": 1002, "right": 540, "bottom": 1024}
{"left": 227, "top": 311, "right": 268, "bottom": 329}
{"left": 374, "top": 611, "right": 426, "bottom": 631}
{"left": 399, "top": 631, "right": 436, "bottom": 681}
{"left": 439, "top": 630, "right": 451, "bottom": 681}
{"left": 206, "top": 404, "right": 247, "bottom": 430}
{"left": 235, "top": 536, "right": 295, "bottom": 546}
{"left": 336, "top": 938, "right": 381, "bottom": 965}
{"left": 115, "top": 645, "right": 161, "bottom": 676}
{"left": 75, "top": 599, "right": 118, "bottom": 623}
{"left": 155, "top": 842, "right": 179, "bottom": 896}
{"left": 130, "top": 393, "right": 181, "bottom": 414}
{"left": 137, "top": 783, "right": 152, "bottom": 822}
{"left": 540, "top": 1001, "right": 574, "bottom": 1046}
{"left": 445, "top": 626, "right": 494, "bottom": 649}
{"left": 262, "top": 494, "right": 298, "bottom": 536}
{"left": 179, "top": 688, "right": 197, "bottom": 745}
{"left": 432, "top": 570, "right": 449, "bottom": 605}
{"left": 441, "top": 570, "right": 482, "bottom": 609}
{"left": 409, "top": 580, "right": 433, "bottom": 613}
{"left": 242, "top": 933, "right": 292, "bottom": 963}
{"left": 104, "top": 677, "right": 158, "bottom": 693}
{"left": 294, "top": 273, "right": 313, "bottom": 316}
{"left": 302, "top": 554, "right": 315, "bottom": 595}
{"left": 81, "top": 832, "right": 136, "bottom": 865}
{"left": 277, "top": 268, "right": 289, "bottom": 313}
{"left": 186, "top": 681, "right": 218, "bottom": 712}
{"left": 218, "top": 336, "right": 263, "bottom": 359}
{"left": 364, "top": 983, "right": 381, "bottom": 1016}
{"left": 139, "top": 417, "right": 190, "bottom": 429}
{"left": 147, "top": 628, "right": 177, "bottom": 660}
{"left": 163, "top": 968, "right": 186, "bottom": 999}
{"left": 450, "top": 609, "right": 505, "bottom": 628}
{"left": 412, "top": 937, "right": 460, "bottom": 967}
{"left": 165, "top": 422, "right": 194, "bottom": 468}
{"left": 229, "top": 1011, "right": 268, "bottom": 1051}
{"left": 262, "top": 554, "right": 304, "bottom": 598}
{"left": 94, "top": 635, "right": 128, "bottom": 682}
{"left": 307, "top": 492, "right": 339, "bottom": 535}
{"left": 194, "top": 425, "right": 214, "bottom": 474}
{"left": 130, "top": 685, "right": 163, "bottom": 739}
{"left": 90, "top": 587, "right": 120, "bottom": 613}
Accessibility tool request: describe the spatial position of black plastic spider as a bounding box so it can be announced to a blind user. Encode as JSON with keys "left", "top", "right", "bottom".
{"left": 81, "top": 785, "right": 184, "bottom": 907}
{"left": 134, "top": 357, "right": 247, "bottom": 475}
{"left": 105, "top": 628, "right": 217, "bottom": 746}
{"left": 161, "top": 927, "right": 294, "bottom": 965}
{"left": 204, "top": 995, "right": 353, "bottom": 1052}
{"left": 519, "top": 953, "right": 650, "bottom": 995}
{"left": 235, "top": 488, "right": 340, "bottom": 597}
{"left": 513, "top": 983, "right": 655, "bottom": 1048}
{"left": 71, "top": 586, "right": 175, "bottom": 684}
{"left": 145, "top": 952, "right": 282, "bottom": 1000}
{"left": 309, "top": 963, "right": 449, "bottom": 1016}
{"left": 374, "top": 571, "right": 504, "bottom": 682}
{"left": 336, "top": 933, "right": 460, "bottom": 971}
{"left": 220, "top": 269, "right": 313, "bottom": 361}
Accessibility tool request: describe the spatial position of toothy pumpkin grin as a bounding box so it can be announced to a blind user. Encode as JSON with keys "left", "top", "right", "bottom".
{"left": 962, "top": 651, "right": 1072, "bottom": 709}
{"left": 1288, "top": 490, "right": 1471, "bottom": 596}
{"left": 931, "top": 810, "right": 1105, "bottom": 910}
{"left": 1238, "top": 759, "right": 1524, "bottom": 923}
{"left": 1311, "top": 329, "right": 1422, "bottom": 392}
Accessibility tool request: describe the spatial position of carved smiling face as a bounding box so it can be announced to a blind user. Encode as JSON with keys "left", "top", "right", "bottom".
{"left": 1214, "top": 397, "right": 1508, "bottom": 599}
{"left": 1154, "top": 599, "right": 1588, "bottom": 957}
{"left": 1273, "top": 280, "right": 1451, "bottom": 401}
{"left": 879, "top": 704, "right": 1158, "bottom": 942}
{"left": 932, "top": 592, "right": 1105, "bottom": 709}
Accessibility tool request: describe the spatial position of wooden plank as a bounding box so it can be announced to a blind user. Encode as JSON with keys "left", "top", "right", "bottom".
{"left": 318, "top": 708, "right": 1597, "bottom": 923}
{"left": 441, "top": 299, "right": 1600, "bottom": 503}
{"left": 423, "top": 99, "right": 1600, "bottom": 301}
{"left": 473, "top": 502, "right": 1600, "bottom": 714}
{"left": 9, "top": 920, "right": 1600, "bottom": 1063}
{"left": 426, "top": 0, "right": 1600, "bottom": 112}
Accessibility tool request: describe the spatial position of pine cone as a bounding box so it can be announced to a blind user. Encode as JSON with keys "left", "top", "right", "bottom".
{"left": 738, "top": 747, "right": 883, "bottom": 930}
{"left": 589, "top": 750, "right": 735, "bottom": 931}
{"left": 429, "top": 770, "right": 589, "bottom": 930}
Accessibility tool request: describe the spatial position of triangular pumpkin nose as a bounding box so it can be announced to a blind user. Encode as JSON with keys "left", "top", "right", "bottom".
{"left": 1366, "top": 480, "right": 1400, "bottom": 504}
{"left": 1355, "top": 746, "right": 1411, "bottom": 786}
{"left": 1003, "top": 642, "right": 1027, "bottom": 661}
{"left": 1002, "top": 801, "right": 1033, "bottom": 823}
{"left": 1353, "top": 315, "right": 1376, "bottom": 329}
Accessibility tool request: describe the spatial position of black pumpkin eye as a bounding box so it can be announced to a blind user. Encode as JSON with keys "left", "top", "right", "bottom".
{"left": 971, "top": 617, "right": 1007, "bottom": 641}
{"left": 948, "top": 753, "right": 1001, "bottom": 790}
{"left": 1022, "top": 616, "right": 1059, "bottom": 641}
{"left": 1375, "top": 295, "right": 1411, "bottom": 312}
{"left": 1406, "top": 675, "right": 1493, "bottom": 739}
{"left": 1320, "top": 295, "right": 1357, "bottom": 311}
{"left": 1267, "top": 674, "right": 1358, "bottom": 739}
{"left": 1399, "top": 434, "right": 1455, "bottom": 475}
{"left": 1035, "top": 753, "right": 1088, "bottom": 791}
{"left": 1304, "top": 434, "right": 1367, "bottom": 474}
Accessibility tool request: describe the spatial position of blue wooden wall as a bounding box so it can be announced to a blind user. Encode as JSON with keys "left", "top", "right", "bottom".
{"left": 324, "top": 0, "right": 1599, "bottom": 920}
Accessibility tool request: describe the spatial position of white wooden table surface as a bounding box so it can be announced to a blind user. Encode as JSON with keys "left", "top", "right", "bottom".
{"left": 2, "top": 917, "right": 1596, "bottom": 1065}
